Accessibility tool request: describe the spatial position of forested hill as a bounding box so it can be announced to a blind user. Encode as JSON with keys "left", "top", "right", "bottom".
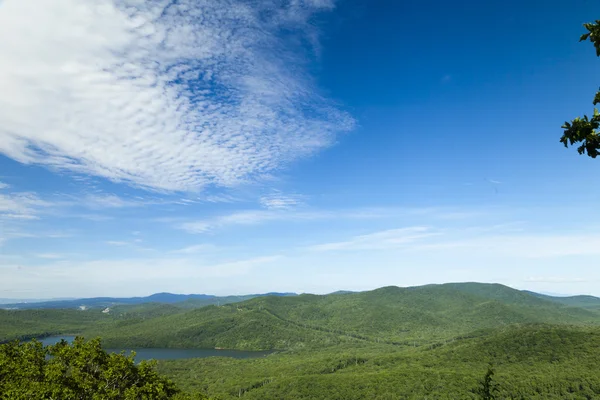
{"left": 523, "top": 290, "right": 600, "bottom": 310}
{"left": 70, "top": 283, "right": 600, "bottom": 351}
{"left": 3, "top": 282, "right": 600, "bottom": 349}
{"left": 4, "top": 283, "right": 600, "bottom": 399}
{"left": 159, "top": 325, "right": 600, "bottom": 399}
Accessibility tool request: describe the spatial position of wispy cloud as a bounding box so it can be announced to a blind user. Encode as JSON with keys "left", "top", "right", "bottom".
{"left": 260, "top": 191, "right": 306, "bottom": 210}
{"left": 0, "top": 0, "right": 353, "bottom": 192}
{"left": 485, "top": 179, "right": 502, "bottom": 185}
{"left": 309, "top": 227, "right": 438, "bottom": 251}
{"left": 105, "top": 238, "right": 150, "bottom": 253}
{"left": 2, "top": 189, "right": 155, "bottom": 222}
{"left": 0, "top": 191, "right": 52, "bottom": 220}
{"left": 69, "top": 213, "right": 114, "bottom": 222}
{"left": 179, "top": 210, "right": 283, "bottom": 233}
{"left": 309, "top": 223, "right": 600, "bottom": 259}
{"left": 0, "top": 226, "right": 72, "bottom": 250}
{"left": 106, "top": 241, "right": 129, "bottom": 247}
{"left": 0, "top": 182, "right": 9, "bottom": 189}
{"left": 202, "top": 194, "right": 241, "bottom": 204}
{"left": 171, "top": 244, "right": 218, "bottom": 254}
{"left": 176, "top": 206, "right": 482, "bottom": 234}
{"left": 104, "top": 235, "right": 156, "bottom": 253}
{"left": 177, "top": 208, "right": 353, "bottom": 233}
{"left": 82, "top": 194, "right": 143, "bottom": 209}
{"left": 59, "top": 192, "right": 171, "bottom": 209}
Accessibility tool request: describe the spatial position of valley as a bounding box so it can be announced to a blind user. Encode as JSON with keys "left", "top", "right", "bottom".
{"left": 3, "top": 283, "right": 600, "bottom": 399}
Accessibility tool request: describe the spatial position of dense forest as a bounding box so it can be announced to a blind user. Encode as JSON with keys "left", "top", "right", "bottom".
{"left": 3, "top": 283, "right": 600, "bottom": 399}
{"left": 159, "top": 325, "right": 600, "bottom": 399}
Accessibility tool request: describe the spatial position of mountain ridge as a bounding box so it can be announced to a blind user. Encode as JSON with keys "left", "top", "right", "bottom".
{"left": 76, "top": 282, "right": 600, "bottom": 351}
{"left": 2, "top": 292, "right": 298, "bottom": 310}
{"left": 5, "top": 283, "right": 600, "bottom": 312}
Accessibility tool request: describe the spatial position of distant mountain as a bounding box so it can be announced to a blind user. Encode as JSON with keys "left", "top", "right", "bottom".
{"left": 0, "top": 297, "right": 76, "bottom": 305}
{"left": 258, "top": 292, "right": 297, "bottom": 297}
{"left": 328, "top": 290, "right": 357, "bottom": 295}
{"left": 2, "top": 292, "right": 298, "bottom": 310}
{"left": 0, "top": 298, "right": 28, "bottom": 305}
{"left": 523, "top": 290, "right": 600, "bottom": 310}
{"left": 78, "top": 282, "right": 600, "bottom": 351}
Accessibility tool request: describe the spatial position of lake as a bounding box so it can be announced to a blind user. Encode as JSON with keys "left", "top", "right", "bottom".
{"left": 38, "top": 336, "right": 273, "bottom": 361}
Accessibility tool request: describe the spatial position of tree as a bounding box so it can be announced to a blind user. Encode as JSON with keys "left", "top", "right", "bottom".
{"left": 560, "top": 20, "right": 600, "bottom": 158}
{"left": 473, "top": 364, "right": 499, "bottom": 400}
{"left": 0, "top": 337, "right": 188, "bottom": 400}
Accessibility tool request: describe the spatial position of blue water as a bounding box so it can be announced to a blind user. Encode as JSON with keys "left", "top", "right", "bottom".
{"left": 38, "top": 336, "right": 272, "bottom": 361}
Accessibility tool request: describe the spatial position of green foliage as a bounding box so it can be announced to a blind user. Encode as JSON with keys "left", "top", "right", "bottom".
{"left": 158, "top": 326, "right": 600, "bottom": 399}
{"left": 83, "top": 305, "right": 351, "bottom": 351}
{"left": 561, "top": 20, "right": 600, "bottom": 158}
{"left": 580, "top": 20, "right": 600, "bottom": 56}
{"left": 4, "top": 284, "right": 600, "bottom": 399}
{"left": 70, "top": 283, "right": 600, "bottom": 351}
{"left": 0, "top": 309, "right": 111, "bottom": 343}
{"left": 4, "top": 284, "right": 599, "bottom": 352}
{"left": 560, "top": 110, "right": 600, "bottom": 158}
{"left": 524, "top": 291, "right": 600, "bottom": 311}
{"left": 473, "top": 365, "right": 499, "bottom": 400}
{"left": 0, "top": 337, "right": 184, "bottom": 399}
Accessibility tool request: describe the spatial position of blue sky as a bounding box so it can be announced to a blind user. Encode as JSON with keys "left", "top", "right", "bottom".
{"left": 1, "top": 0, "right": 600, "bottom": 298}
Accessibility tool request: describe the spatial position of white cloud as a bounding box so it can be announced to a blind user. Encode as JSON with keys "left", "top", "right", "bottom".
{"left": 309, "top": 224, "right": 600, "bottom": 259}
{"left": 0, "top": 191, "right": 52, "bottom": 220}
{"left": 202, "top": 194, "right": 240, "bottom": 204}
{"left": 260, "top": 191, "right": 305, "bottom": 210}
{"left": 82, "top": 194, "right": 142, "bottom": 209}
{"left": 35, "top": 253, "right": 64, "bottom": 259}
{"left": 0, "top": 182, "right": 9, "bottom": 189}
{"left": 0, "top": 0, "right": 353, "bottom": 192}
{"left": 176, "top": 206, "right": 476, "bottom": 234}
{"left": 177, "top": 208, "right": 340, "bottom": 233}
{"left": 71, "top": 213, "right": 114, "bottom": 222}
{"left": 60, "top": 192, "right": 170, "bottom": 209}
{"left": 179, "top": 210, "right": 280, "bottom": 233}
{"left": 171, "top": 244, "right": 218, "bottom": 254}
{"left": 309, "top": 227, "right": 438, "bottom": 251}
{"left": 104, "top": 238, "right": 154, "bottom": 253}
{"left": 106, "top": 241, "right": 129, "bottom": 246}
{"left": 1, "top": 189, "right": 150, "bottom": 222}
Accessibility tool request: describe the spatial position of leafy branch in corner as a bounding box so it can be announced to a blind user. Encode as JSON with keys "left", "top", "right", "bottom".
{"left": 561, "top": 20, "right": 600, "bottom": 158}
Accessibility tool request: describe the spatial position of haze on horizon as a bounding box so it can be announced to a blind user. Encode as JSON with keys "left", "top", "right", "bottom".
{"left": 1, "top": 0, "right": 600, "bottom": 299}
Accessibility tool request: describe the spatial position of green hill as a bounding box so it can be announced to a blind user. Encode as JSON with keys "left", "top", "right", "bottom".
{"left": 77, "top": 283, "right": 600, "bottom": 350}
{"left": 4, "top": 282, "right": 600, "bottom": 399}
{"left": 0, "top": 309, "right": 110, "bottom": 342}
{"left": 4, "top": 283, "right": 600, "bottom": 352}
{"left": 524, "top": 290, "right": 600, "bottom": 310}
{"left": 159, "top": 325, "right": 600, "bottom": 399}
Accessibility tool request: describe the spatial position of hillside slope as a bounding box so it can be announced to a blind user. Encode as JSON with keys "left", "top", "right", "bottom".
{"left": 524, "top": 290, "right": 600, "bottom": 310}
{"left": 159, "top": 325, "right": 600, "bottom": 400}
{"left": 80, "top": 283, "right": 600, "bottom": 350}
{"left": 0, "top": 309, "right": 111, "bottom": 342}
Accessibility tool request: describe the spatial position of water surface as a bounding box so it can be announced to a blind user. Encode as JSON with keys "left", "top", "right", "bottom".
{"left": 39, "top": 336, "right": 272, "bottom": 361}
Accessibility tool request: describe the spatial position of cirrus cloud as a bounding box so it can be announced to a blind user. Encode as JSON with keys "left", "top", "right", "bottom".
{"left": 0, "top": 0, "right": 353, "bottom": 192}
